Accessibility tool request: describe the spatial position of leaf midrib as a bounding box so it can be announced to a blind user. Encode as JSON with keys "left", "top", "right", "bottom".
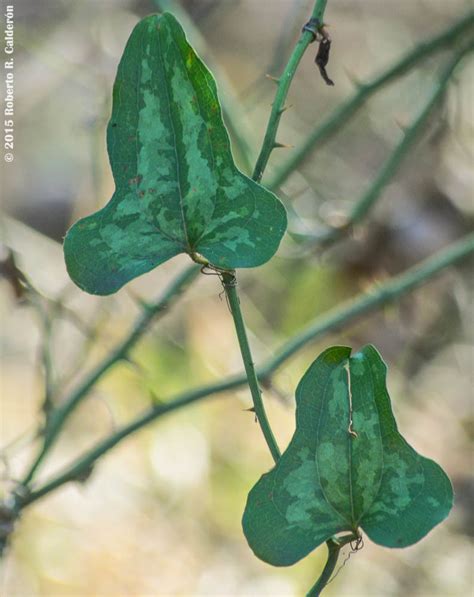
{"left": 314, "top": 361, "right": 353, "bottom": 528}
{"left": 157, "top": 24, "right": 190, "bottom": 252}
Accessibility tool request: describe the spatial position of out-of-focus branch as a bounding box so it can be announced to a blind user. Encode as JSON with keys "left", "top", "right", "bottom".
{"left": 17, "top": 232, "right": 474, "bottom": 508}
{"left": 268, "top": 11, "right": 474, "bottom": 190}
{"left": 240, "top": 0, "right": 308, "bottom": 106}
{"left": 253, "top": 0, "right": 330, "bottom": 182}
{"left": 20, "top": 264, "right": 200, "bottom": 486}
{"left": 296, "top": 43, "right": 473, "bottom": 246}
{"left": 222, "top": 271, "right": 281, "bottom": 463}
{"left": 35, "top": 300, "right": 55, "bottom": 417}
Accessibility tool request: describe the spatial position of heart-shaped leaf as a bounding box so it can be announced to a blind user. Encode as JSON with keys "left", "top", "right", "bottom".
{"left": 242, "top": 345, "right": 453, "bottom": 566}
{"left": 64, "top": 13, "right": 286, "bottom": 295}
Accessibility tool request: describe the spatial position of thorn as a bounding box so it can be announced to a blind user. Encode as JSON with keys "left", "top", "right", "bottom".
{"left": 126, "top": 288, "right": 152, "bottom": 310}
{"left": 74, "top": 464, "right": 94, "bottom": 484}
{"left": 149, "top": 390, "right": 164, "bottom": 405}
{"left": 394, "top": 117, "right": 410, "bottom": 132}
{"left": 279, "top": 104, "right": 293, "bottom": 114}
{"left": 121, "top": 355, "right": 144, "bottom": 373}
{"left": 321, "top": 24, "right": 331, "bottom": 37}
{"left": 343, "top": 66, "right": 364, "bottom": 89}
{"left": 273, "top": 141, "right": 294, "bottom": 149}
{"left": 243, "top": 406, "right": 256, "bottom": 413}
{"left": 265, "top": 73, "right": 280, "bottom": 84}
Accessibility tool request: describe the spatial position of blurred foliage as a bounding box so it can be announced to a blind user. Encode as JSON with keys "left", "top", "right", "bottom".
{"left": 1, "top": 0, "right": 473, "bottom": 595}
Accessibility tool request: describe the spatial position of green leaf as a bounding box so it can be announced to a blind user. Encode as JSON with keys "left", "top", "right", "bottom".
{"left": 242, "top": 345, "right": 453, "bottom": 566}
{"left": 64, "top": 13, "right": 286, "bottom": 295}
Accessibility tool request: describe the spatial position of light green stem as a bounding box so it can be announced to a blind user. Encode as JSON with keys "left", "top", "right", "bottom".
{"left": 260, "top": 232, "right": 474, "bottom": 375}
{"left": 17, "top": 233, "right": 473, "bottom": 508}
{"left": 252, "top": 0, "right": 329, "bottom": 182}
{"left": 268, "top": 11, "right": 474, "bottom": 190}
{"left": 303, "top": 43, "right": 473, "bottom": 246}
{"left": 20, "top": 264, "right": 200, "bottom": 486}
{"left": 222, "top": 271, "right": 281, "bottom": 463}
{"left": 307, "top": 534, "right": 356, "bottom": 596}
{"left": 243, "top": 0, "right": 329, "bottom": 460}
{"left": 346, "top": 48, "right": 469, "bottom": 223}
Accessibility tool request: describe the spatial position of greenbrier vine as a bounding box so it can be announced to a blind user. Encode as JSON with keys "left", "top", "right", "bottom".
{"left": 221, "top": 270, "right": 281, "bottom": 463}
{"left": 267, "top": 11, "right": 474, "bottom": 191}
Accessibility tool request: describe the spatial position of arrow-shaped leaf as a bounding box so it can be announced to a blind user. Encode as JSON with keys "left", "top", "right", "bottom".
{"left": 64, "top": 13, "right": 286, "bottom": 295}
{"left": 242, "top": 345, "right": 453, "bottom": 566}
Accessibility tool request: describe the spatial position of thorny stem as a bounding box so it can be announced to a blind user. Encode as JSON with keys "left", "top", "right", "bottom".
{"left": 16, "top": 233, "right": 474, "bottom": 509}
{"left": 217, "top": 2, "right": 330, "bottom": 466}
{"left": 221, "top": 271, "right": 281, "bottom": 463}
{"left": 252, "top": 0, "right": 329, "bottom": 182}
{"left": 307, "top": 534, "right": 358, "bottom": 596}
{"left": 20, "top": 264, "right": 200, "bottom": 486}
{"left": 240, "top": 0, "right": 309, "bottom": 104}
{"left": 268, "top": 10, "right": 474, "bottom": 190}
{"left": 301, "top": 43, "right": 474, "bottom": 246}
{"left": 260, "top": 233, "right": 474, "bottom": 374}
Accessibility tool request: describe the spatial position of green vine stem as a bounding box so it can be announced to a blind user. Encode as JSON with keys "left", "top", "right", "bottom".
{"left": 20, "top": 263, "right": 200, "bottom": 486}
{"left": 221, "top": 0, "right": 330, "bottom": 464}
{"left": 268, "top": 10, "right": 474, "bottom": 190}
{"left": 16, "top": 232, "right": 474, "bottom": 509}
{"left": 221, "top": 271, "right": 281, "bottom": 463}
{"left": 298, "top": 44, "right": 473, "bottom": 246}
{"left": 307, "top": 534, "right": 358, "bottom": 596}
{"left": 252, "top": 0, "right": 329, "bottom": 182}
{"left": 259, "top": 232, "right": 474, "bottom": 374}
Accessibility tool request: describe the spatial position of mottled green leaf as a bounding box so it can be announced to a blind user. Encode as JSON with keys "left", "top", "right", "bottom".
{"left": 64, "top": 13, "right": 286, "bottom": 295}
{"left": 242, "top": 345, "right": 453, "bottom": 566}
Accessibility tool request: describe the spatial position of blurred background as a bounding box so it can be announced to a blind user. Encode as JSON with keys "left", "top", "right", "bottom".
{"left": 1, "top": 0, "right": 473, "bottom": 595}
